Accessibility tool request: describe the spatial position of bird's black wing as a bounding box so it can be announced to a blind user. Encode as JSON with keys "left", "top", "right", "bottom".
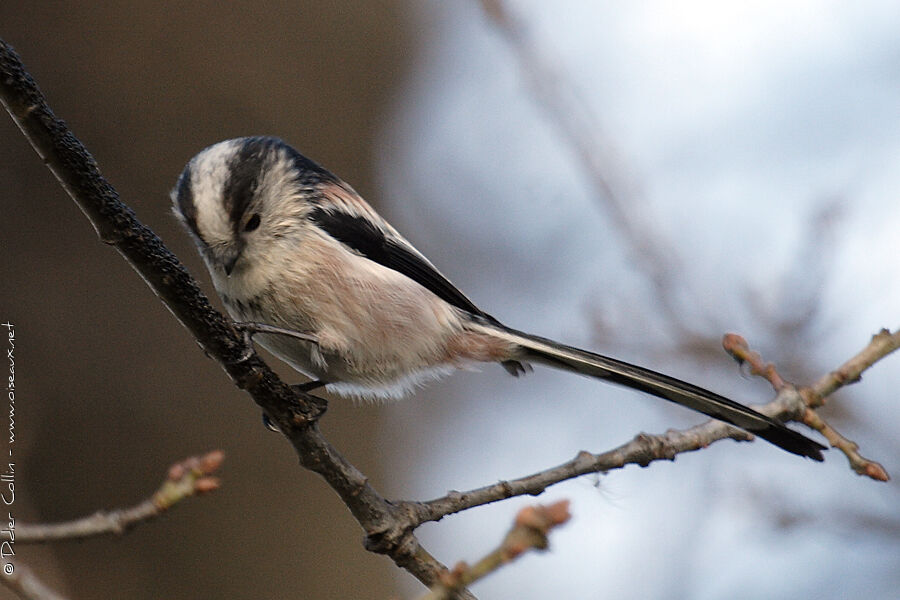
{"left": 308, "top": 207, "right": 495, "bottom": 321}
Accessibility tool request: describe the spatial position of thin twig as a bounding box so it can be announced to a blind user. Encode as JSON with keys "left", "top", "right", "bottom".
{"left": 404, "top": 419, "right": 758, "bottom": 525}
{"left": 800, "top": 408, "right": 888, "bottom": 481}
{"left": 722, "top": 333, "right": 788, "bottom": 392}
{"left": 1, "top": 564, "right": 69, "bottom": 600}
{"left": 18, "top": 451, "right": 224, "bottom": 543}
{"left": 724, "top": 332, "right": 892, "bottom": 481}
{"left": 420, "top": 501, "right": 571, "bottom": 600}
{"left": 804, "top": 328, "right": 900, "bottom": 407}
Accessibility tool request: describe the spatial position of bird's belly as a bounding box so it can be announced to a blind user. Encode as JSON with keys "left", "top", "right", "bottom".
{"left": 255, "top": 327, "right": 458, "bottom": 400}
{"left": 222, "top": 290, "right": 465, "bottom": 400}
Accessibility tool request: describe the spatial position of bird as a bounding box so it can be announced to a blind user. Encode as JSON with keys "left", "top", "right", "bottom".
{"left": 171, "top": 136, "right": 825, "bottom": 461}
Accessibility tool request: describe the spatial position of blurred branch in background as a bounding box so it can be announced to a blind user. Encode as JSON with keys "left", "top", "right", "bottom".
{"left": 2, "top": 451, "right": 224, "bottom": 600}
{"left": 745, "top": 198, "right": 846, "bottom": 380}
{"left": 479, "top": 0, "right": 896, "bottom": 557}
{"left": 476, "top": 0, "right": 897, "bottom": 470}
{"left": 477, "top": 0, "right": 694, "bottom": 337}
{"left": 476, "top": 0, "right": 849, "bottom": 386}
{"left": 17, "top": 451, "right": 224, "bottom": 544}
{"left": 1, "top": 565, "right": 69, "bottom": 600}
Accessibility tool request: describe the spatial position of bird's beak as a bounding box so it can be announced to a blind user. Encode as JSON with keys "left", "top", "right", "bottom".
{"left": 220, "top": 244, "right": 243, "bottom": 276}
{"left": 223, "top": 253, "right": 239, "bottom": 276}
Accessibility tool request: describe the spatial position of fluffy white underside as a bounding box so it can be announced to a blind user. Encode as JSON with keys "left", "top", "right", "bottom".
{"left": 322, "top": 364, "right": 461, "bottom": 403}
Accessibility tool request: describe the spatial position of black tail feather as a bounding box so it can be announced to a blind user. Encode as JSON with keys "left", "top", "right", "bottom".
{"left": 496, "top": 326, "right": 826, "bottom": 461}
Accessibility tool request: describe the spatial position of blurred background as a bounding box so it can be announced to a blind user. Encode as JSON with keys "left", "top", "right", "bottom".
{"left": 1, "top": 1, "right": 898, "bottom": 599}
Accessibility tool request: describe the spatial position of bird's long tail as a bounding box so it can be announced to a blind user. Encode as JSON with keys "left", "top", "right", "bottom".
{"left": 489, "top": 325, "right": 825, "bottom": 460}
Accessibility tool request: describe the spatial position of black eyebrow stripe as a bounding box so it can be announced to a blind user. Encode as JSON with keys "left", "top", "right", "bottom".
{"left": 308, "top": 206, "right": 495, "bottom": 321}
{"left": 223, "top": 137, "right": 271, "bottom": 228}
{"left": 223, "top": 136, "right": 340, "bottom": 226}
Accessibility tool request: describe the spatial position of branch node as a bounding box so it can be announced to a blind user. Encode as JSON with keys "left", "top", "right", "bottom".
{"left": 632, "top": 432, "right": 675, "bottom": 465}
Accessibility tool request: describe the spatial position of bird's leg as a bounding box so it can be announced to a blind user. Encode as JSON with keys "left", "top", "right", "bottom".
{"left": 233, "top": 321, "right": 319, "bottom": 345}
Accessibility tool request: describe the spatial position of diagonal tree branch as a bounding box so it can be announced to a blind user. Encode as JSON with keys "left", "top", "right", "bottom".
{"left": 0, "top": 40, "right": 457, "bottom": 594}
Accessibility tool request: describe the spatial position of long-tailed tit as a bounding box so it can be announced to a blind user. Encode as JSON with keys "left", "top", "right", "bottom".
{"left": 172, "top": 136, "right": 825, "bottom": 460}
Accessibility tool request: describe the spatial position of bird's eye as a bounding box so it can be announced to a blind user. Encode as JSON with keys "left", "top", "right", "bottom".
{"left": 244, "top": 213, "right": 261, "bottom": 232}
